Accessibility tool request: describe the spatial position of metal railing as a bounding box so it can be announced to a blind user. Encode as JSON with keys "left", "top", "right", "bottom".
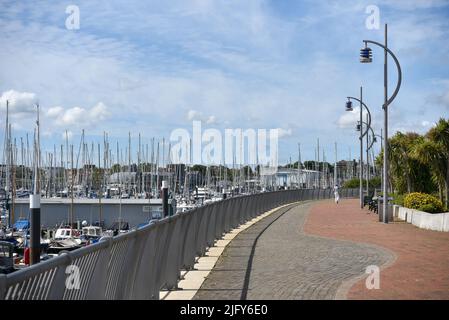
{"left": 0, "top": 188, "right": 358, "bottom": 300}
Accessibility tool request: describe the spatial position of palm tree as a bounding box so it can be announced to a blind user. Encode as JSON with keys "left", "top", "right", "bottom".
{"left": 389, "top": 132, "right": 422, "bottom": 193}
{"left": 426, "top": 118, "right": 449, "bottom": 208}
{"left": 411, "top": 138, "right": 447, "bottom": 205}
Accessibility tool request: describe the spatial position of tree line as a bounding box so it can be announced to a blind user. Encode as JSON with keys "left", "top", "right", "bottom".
{"left": 376, "top": 118, "right": 449, "bottom": 208}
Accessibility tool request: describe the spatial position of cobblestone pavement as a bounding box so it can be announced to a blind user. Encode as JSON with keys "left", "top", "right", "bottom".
{"left": 305, "top": 199, "right": 449, "bottom": 299}
{"left": 193, "top": 201, "right": 392, "bottom": 300}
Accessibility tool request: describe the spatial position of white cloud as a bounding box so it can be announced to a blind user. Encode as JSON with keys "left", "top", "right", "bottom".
{"left": 337, "top": 107, "right": 372, "bottom": 129}
{"left": 61, "top": 107, "right": 85, "bottom": 126}
{"left": 0, "top": 89, "right": 37, "bottom": 114}
{"left": 278, "top": 128, "right": 293, "bottom": 138}
{"left": 47, "top": 102, "right": 110, "bottom": 128}
{"left": 90, "top": 102, "right": 109, "bottom": 121}
{"left": 186, "top": 109, "right": 218, "bottom": 124}
{"left": 46, "top": 106, "right": 64, "bottom": 118}
{"left": 337, "top": 107, "right": 359, "bottom": 129}
{"left": 187, "top": 109, "right": 202, "bottom": 121}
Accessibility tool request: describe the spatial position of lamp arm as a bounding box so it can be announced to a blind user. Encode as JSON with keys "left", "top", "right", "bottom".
{"left": 348, "top": 96, "right": 372, "bottom": 137}
{"left": 363, "top": 40, "right": 402, "bottom": 107}
{"left": 361, "top": 121, "right": 376, "bottom": 150}
{"left": 368, "top": 131, "right": 375, "bottom": 150}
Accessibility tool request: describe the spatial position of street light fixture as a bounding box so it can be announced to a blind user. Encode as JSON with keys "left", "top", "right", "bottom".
{"left": 361, "top": 24, "right": 402, "bottom": 223}
{"left": 374, "top": 133, "right": 384, "bottom": 149}
{"left": 360, "top": 43, "right": 373, "bottom": 63}
{"left": 346, "top": 99, "right": 354, "bottom": 111}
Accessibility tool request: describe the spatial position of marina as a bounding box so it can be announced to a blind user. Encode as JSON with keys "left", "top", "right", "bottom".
{"left": 0, "top": 105, "right": 359, "bottom": 273}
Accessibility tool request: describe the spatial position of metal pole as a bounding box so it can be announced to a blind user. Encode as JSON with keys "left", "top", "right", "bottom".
{"left": 162, "top": 180, "right": 169, "bottom": 217}
{"left": 334, "top": 142, "right": 337, "bottom": 187}
{"left": 30, "top": 104, "right": 41, "bottom": 265}
{"left": 360, "top": 86, "right": 364, "bottom": 208}
{"left": 366, "top": 113, "right": 369, "bottom": 197}
{"left": 383, "top": 23, "right": 389, "bottom": 223}
{"left": 5, "top": 101, "right": 10, "bottom": 229}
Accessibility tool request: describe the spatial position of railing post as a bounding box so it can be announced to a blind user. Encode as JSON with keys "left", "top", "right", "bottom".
{"left": 0, "top": 274, "right": 6, "bottom": 300}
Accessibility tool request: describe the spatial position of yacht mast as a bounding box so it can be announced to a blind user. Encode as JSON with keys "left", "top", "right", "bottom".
{"left": 30, "top": 103, "right": 41, "bottom": 265}
{"left": 4, "top": 101, "right": 11, "bottom": 228}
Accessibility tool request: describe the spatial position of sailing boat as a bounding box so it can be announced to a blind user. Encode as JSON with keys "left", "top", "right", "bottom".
{"left": 48, "top": 143, "right": 81, "bottom": 253}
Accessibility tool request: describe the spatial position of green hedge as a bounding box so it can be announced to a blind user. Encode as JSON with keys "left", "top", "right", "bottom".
{"left": 343, "top": 177, "right": 381, "bottom": 189}
{"left": 403, "top": 192, "right": 445, "bottom": 213}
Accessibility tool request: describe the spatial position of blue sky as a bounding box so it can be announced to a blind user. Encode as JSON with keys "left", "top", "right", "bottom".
{"left": 0, "top": 0, "right": 448, "bottom": 165}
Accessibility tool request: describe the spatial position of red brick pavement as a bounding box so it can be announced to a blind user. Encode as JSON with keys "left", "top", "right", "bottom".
{"left": 304, "top": 198, "right": 449, "bottom": 300}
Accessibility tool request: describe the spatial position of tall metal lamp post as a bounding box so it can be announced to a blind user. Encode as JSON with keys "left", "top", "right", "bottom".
{"left": 345, "top": 90, "right": 372, "bottom": 208}
{"left": 361, "top": 24, "right": 402, "bottom": 223}
{"left": 372, "top": 132, "right": 384, "bottom": 194}
{"left": 358, "top": 121, "right": 376, "bottom": 197}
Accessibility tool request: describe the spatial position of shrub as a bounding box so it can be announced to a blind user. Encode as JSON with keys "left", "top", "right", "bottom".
{"left": 392, "top": 193, "right": 405, "bottom": 206}
{"left": 403, "top": 192, "right": 444, "bottom": 213}
{"left": 369, "top": 176, "right": 381, "bottom": 188}
{"left": 343, "top": 178, "right": 360, "bottom": 188}
{"left": 343, "top": 177, "right": 381, "bottom": 189}
{"left": 418, "top": 203, "right": 442, "bottom": 214}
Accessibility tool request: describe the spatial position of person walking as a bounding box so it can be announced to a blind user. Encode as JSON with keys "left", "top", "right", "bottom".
{"left": 334, "top": 185, "right": 340, "bottom": 204}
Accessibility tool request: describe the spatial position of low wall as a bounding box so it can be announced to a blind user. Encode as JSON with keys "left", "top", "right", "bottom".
{"left": 393, "top": 205, "right": 449, "bottom": 232}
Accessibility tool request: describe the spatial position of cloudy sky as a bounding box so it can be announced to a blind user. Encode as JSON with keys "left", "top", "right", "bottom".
{"left": 0, "top": 0, "right": 448, "bottom": 165}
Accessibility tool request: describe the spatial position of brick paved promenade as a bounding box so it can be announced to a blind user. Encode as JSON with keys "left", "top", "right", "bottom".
{"left": 193, "top": 201, "right": 393, "bottom": 300}
{"left": 305, "top": 199, "right": 449, "bottom": 299}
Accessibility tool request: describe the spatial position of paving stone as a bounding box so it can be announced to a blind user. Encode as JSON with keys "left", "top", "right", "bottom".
{"left": 193, "top": 202, "right": 390, "bottom": 300}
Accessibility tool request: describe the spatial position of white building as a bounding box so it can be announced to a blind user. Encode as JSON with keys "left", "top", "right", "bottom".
{"left": 259, "top": 167, "right": 320, "bottom": 189}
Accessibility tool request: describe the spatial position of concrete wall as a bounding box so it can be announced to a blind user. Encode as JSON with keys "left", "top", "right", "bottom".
{"left": 393, "top": 205, "right": 449, "bottom": 232}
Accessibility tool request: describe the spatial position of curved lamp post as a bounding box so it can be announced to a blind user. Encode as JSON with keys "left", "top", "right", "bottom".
{"left": 356, "top": 120, "right": 376, "bottom": 197}
{"left": 361, "top": 23, "right": 402, "bottom": 223}
{"left": 374, "top": 133, "right": 383, "bottom": 150}
{"left": 371, "top": 132, "right": 384, "bottom": 194}
{"left": 345, "top": 89, "right": 372, "bottom": 208}
{"left": 358, "top": 122, "right": 376, "bottom": 151}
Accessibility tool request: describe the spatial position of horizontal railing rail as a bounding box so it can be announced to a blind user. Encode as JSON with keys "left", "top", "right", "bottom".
{"left": 0, "top": 188, "right": 358, "bottom": 300}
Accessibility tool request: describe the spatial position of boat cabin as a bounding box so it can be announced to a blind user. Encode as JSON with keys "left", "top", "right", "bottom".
{"left": 82, "top": 226, "right": 102, "bottom": 238}
{"left": 54, "top": 228, "right": 79, "bottom": 240}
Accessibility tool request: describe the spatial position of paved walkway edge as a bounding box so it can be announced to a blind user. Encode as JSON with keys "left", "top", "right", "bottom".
{"left": 302, "top": 207, "right": 398, "bottom": 300}
{"left": 160, "top": 201, "right": 302, "bottom": 300}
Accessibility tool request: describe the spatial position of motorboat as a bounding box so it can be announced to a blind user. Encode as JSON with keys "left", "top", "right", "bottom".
{"left": 48, "top": 227, "right": 82, "bottom": 253}
{"left": 80, "top": 225, "right": 103, "bottom": 244}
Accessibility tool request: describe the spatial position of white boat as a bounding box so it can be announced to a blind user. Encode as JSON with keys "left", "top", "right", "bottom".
{"left": 176, "top": 199, "right": 198, "bottom": 213}
{"left": 48, "top": 227, "right": 82, "bottom": 252}
{"left": 54, "top": 228, "right": 80, "bottom": 241}
{"left": 195, "top": 187, "right": 211, "bottom": 199}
